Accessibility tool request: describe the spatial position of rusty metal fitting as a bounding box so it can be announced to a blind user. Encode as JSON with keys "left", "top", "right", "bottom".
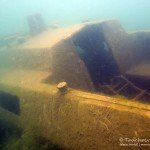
{"left": 57, "top": 82, "right": 68, "bottom": 93}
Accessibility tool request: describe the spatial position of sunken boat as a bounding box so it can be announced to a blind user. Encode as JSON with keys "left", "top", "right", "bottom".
{"left": 0, "top": 19, "right": 150, "bottom": 149}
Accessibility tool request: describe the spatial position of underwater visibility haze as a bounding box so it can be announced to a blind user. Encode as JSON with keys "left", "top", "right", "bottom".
{"left": 0, "top": 0, "right": 150, "bottom": 150}
{"left": 0, "top": 0, "right": 150, "bottom": 38}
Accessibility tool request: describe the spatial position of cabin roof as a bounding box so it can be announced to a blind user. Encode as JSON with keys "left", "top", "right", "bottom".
{"left": 17, "top": 20, "right": 114, "bottom": 50}
{"left": 18, "top": 24, "right": 85, "bottom": 49}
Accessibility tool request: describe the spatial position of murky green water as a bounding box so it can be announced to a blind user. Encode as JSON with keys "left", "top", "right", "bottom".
{"left": 0, "top": 0, "right": 150, "bottom": 150}
{"left": 0, "top": 0, "right": 150, "bottom": 38}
